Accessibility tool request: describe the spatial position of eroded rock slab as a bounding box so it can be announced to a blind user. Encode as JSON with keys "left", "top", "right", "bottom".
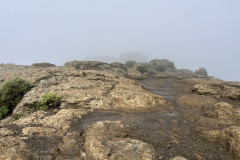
{"left": 0, "top": 109, "right": 92, "bottom": 159}
{"left": 10, "top": 67, "right": 165, "bottom": 117}
{"left": 84, "top": 120, "right": 156, "bottom": 160}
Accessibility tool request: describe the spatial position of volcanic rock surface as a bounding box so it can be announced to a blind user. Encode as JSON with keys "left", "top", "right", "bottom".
{"left": 0, "top": 61, "right": 240, "bottom": 160}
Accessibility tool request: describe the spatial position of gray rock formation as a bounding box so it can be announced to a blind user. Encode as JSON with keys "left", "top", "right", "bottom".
{"left": 64, "top": 60, "right": 128, "bottom": 76}
{"left": 148, "top": 59, "right": 176, "bottom": 72}
{"left": 32, "top": 62, "right": 56, "bottom": 67}
{"left": 195, "top": 68, "right": 208, "bottom": 77}
{"left": 64, "top": 60, "right": 107, "bottom": 70}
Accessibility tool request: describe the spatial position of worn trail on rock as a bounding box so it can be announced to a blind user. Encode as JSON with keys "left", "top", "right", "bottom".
{"left": 70, "top": 78, "right": 235, "bottom": 160}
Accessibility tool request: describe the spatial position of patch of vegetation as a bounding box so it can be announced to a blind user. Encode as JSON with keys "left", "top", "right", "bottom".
{"left": 0, "top": 106, "right": 9, "bottom": 119}
{"left": 36, "top": 93, "right": 62, "bottom": 111}
{"left": 125, "top": 60, "right": 136, "bottom": 68}
{"left": 12, "top": 114, "right": 23, "bottom": 121}
{"left": 207, "top": 86, "right": 212, "bottom": 89}
{"left": 0, "top": 77, "right": 33, "bottom": 111}
{"left": 136, "top": 65, "right": 148, "bottom": 73}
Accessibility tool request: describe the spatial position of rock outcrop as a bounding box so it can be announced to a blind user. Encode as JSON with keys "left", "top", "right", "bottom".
{"left": 205, "top": 102, "right": 240, "bottom": 121}
{"left": 0, "top": 109, "right": 157, "bottom": 159}
{"left": 1, "top": 60, "right": 239, "bottom": 160}
{"left": 222, "top": 89, "right": 240, "bottom": 100}
{"left": 192, "top": 82, "right": 240, "bottom": 101}
{"left": 148, "top": 59, "right": 176, "bottom": 72}
{"left": 0, "top": 109, "right": 92, "bottom": 159}
{"left": 64, "top": 60, "right": 107, "bottom": 70}
{"left": 0, "top": 63, "right": 166, "bottom": 122}
{"left": 12, "top": 67, "right": 165, "bottom": 117}
{"left": 192, "top": 84, "right": 217, "bottom": 95}
{"left": 198, "top": 126, "right": 240, "bottom": 159}
{"left": 64, "top": 60, "right": 128, "bottom": 76}
{"left": 84, "top": 121, "right": 155, "bottom": 160}
{"left": 195, "top": 68, "right": 208, "bottom": 77}
{"left": 32, "top": 62, "right": 56, "bottom": 67}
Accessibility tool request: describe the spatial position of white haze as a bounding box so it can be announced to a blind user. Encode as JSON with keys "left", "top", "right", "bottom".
{"left": 0, "top": 0, "right": 240, "bottom": 81}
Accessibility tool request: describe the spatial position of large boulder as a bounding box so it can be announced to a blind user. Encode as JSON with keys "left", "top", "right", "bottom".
{"left": 205, "top": 102, "right": 240, "bottom": 121}
{"left": 212, "top": 102, "right": 235, "bottom": 120}
{"left": 148, "top": 59, "right": 176, "bottom": 72}
{"left": 177, "top": 69, "right": 196, "bottom": 78}
{"left": 195, "top": 68, "right": 208, "bottom": 77}
{"left": 222, "top": 89, "right": 240, "bottom": 100}
{"left": 192, "top": 84, "right": 217, "bottom": 95}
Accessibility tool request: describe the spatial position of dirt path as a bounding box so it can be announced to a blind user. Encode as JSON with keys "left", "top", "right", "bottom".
{"left": 69, "top": 78, "right": 236, "bottom": 160}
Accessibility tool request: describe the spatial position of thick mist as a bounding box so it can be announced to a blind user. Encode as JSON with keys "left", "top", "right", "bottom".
{"left": 0, "top": 1, "right": 240, "bottom": 81}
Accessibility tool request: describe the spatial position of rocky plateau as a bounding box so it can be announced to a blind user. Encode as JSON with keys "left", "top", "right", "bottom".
{"left": 0, "top": 59, "right": 240, "bottom": 160}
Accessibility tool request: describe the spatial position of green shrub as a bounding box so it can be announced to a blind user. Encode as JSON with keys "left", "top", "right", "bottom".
{"left": 136, "top": 65, "right": 148, "bottom": 73}
{"left": 37, "top": 93, "right": 62, "bottom": 111}
{"left": 0, "top": 106, "right": 9, "bottom": 119}
{"left": 0, "top": 77, "right": 33, "bottom": 111}
{"left": 125, "top": 60, "right": 136, "bottom": 68}
{"left": 12, "top": 114, "right": 23, "bottom": 121}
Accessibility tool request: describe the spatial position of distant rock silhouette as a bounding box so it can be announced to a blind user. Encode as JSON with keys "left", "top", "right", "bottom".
{"left": 32, "top": 62, "right": 56, "bottom": 67}
{"left": 195, "top": 67, "right": 208, "bottom": 77}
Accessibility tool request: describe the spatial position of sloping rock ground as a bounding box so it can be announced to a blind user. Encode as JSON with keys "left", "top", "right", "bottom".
{"left": 0, "top": 65, "right": 165, "bottom": 118}
{"left": 0, "top": 64, "right": 167, "bottom": 159}
{"left": 1, "top": 64, "right": 240, "bottom": 159}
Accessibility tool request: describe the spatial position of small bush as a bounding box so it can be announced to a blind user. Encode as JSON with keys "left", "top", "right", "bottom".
{"left": 36, "top": 93, "right": 62, "bottom": 111}
{"left": 136, "top": 65, "right": 148, "bottom": 73}
{"left": 12, "top": 114, "right": 22, "bottom": 121}
{"left": 125, "top": 60, "right": 136, "bottom": 68}
{"left": 0, "top": 77, "right": 33, "bottom": 111}
{"left": 0, "top": 106, "right": 9, "bottom": 119}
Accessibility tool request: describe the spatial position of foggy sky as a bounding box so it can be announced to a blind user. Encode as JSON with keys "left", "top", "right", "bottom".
{"left": 0, "top": 1, "right": 240, "bottom": 81}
